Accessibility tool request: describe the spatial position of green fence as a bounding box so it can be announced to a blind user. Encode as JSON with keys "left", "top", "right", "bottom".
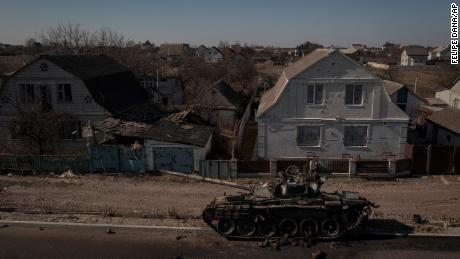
{"left": 0, "top": 155, "right": 90, "bottom": 173}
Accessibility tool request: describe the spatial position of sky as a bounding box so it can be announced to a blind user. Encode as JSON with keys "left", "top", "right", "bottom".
{"left": 0, "top": 0, "right": 453, "bottom": 48}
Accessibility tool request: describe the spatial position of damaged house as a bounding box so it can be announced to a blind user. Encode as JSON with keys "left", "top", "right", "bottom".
{"left": 93, "top": 110, "right": 214, "bottom": 173}
{"left": 0, "top": 54, "right": 148, "bottom": 153}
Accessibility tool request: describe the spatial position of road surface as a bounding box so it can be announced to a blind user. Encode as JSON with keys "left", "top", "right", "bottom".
{"left": 0, "top": 224, "right": 459, "bottom": 259}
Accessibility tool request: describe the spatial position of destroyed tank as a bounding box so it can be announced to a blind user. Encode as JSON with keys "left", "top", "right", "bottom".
{"left": 200, "top": 160, "right": 377, "bottom": 241}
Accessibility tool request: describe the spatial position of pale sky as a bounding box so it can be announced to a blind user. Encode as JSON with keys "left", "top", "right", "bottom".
{"left": 0, "top": 0, "right": 453, "bottom": 47}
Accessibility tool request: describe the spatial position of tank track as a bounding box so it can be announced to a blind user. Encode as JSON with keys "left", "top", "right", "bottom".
{"left": 202, "top": 196, "right": 367, "bottom": 241}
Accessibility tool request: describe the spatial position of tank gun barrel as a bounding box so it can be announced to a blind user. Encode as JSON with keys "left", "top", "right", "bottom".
{"left": 160, "top": 170, "right": 252, "bottom": 192}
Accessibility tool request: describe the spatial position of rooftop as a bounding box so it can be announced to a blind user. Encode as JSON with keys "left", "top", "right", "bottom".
{"left": 427, "top": 109, "right": 460, "bottom": 135}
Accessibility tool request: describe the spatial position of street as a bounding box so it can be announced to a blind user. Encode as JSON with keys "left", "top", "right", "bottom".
{"left": 0, "top": 224, "right": 459, "bottom": 259}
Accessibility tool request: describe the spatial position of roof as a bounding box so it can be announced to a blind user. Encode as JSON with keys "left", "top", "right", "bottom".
{"left": 431, "top": 45, "right": 449, "bottom": 54}
{"left": 383, "top": 80, "right": 404, "bottom": 95}
{"left": 424, "top": 98, "right": 448, "bottom": 107}
{"left": 340, "top": 48, "right": 358, "bottom": 55}
{"left": 212, "top": 80, "right": 243, "bottom": 107}
{"left": 427, "top": 109, "right": 460, "bottom": 135}
{"left": 450, "top": 78, "right": 460, "bottom": 94}
{"left": 257, "top": 48, "right": 335, "bottom": 116}
{"left": 93, "top": 116, "right": 214, "bottom": 147}
{"left": 158, "top": 43, "right": 189, "bottom": 56}
{"left": 42, "top": 55, "right": 148, "bottom": 113}
{"left": 404, "top": 48, "right": 429, "bottom": 57}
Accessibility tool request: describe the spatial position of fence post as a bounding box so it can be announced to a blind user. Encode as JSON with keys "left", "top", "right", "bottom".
{"left": 388, "top": 159, "right": 396, "bottom": 177}
{"left": 426, "top": 145, "right": 432, "bottom": 176}
{"left": 269, "top": 159, "right": 277, "bottom": 178}
{"left": 230, "top": 159, "right": 238, "bottom": 179}
{"left": 348, "top": 159, "right": 356, "bottom": 178}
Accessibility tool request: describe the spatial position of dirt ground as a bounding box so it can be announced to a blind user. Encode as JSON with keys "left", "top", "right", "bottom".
{"left": 0, "top": 173, "right": 459, "bottom": 227}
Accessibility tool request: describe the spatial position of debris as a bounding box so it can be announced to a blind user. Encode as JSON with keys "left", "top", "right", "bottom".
{"left": 175, "top": 235, "right": 185, "bottom": 240}
{"left": 412, "top": 214, "right": 426, "bottom": 224}
{"left": 1, "top": 224, "right": 8, "bottom": 228}
{"left": 329, "top": 241, "right": 337, "bottom": 249}
{"left": 106, "top": 228, "right": 115, "bottom": 234}
{"left": 312, "top": 250, "right": 327, "bottom": 259}
{"left": 59, "top": 170, "right": 76, "bottom": 178}
{"left": 7, "top": 173, "right": 13, "bottom": 177}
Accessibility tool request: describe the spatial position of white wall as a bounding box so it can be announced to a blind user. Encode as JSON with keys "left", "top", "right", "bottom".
{"left": 436, "top": 90, "right": 460, "bottom": 109}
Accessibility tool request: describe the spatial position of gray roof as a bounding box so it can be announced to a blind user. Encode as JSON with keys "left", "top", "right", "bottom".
{"left": 93, "top": 116, "right": 214, "bottom": 147}
{"left": 257, "top": 48, "right": 334, "bottom": 116}
{"left": 450, "top": 78, "right": 460, "bottom": 93}
{"left": 340, "top": 48, "right": 358, "bottom": 55}
{"left": 404, "top": 48, "right": 429, "bottom": 57}
{"left": 383, "top": 80, "right": 404, "bottom": 95}
{"left": 427, "top": 109, "right": 460, "bottom": 135}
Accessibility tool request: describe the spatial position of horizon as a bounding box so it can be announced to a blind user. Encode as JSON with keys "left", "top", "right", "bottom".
{"left": 0, "top": 0, "right": 453, "bottom": 48}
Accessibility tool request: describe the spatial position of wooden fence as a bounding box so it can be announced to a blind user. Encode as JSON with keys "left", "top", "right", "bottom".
{"left": 409, "top": 145, "right": 458, "bottom": 175}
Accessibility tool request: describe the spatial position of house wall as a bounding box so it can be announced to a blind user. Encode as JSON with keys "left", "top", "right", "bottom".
{"left": 435, "top": 89, "right": 460, "bottom": 109}
{"left": 0, "top": 57, "right": 110, "bottom": 151}
{"left": 257, "top": 51, "right": 408, "bottom": 160}
{"left": 426, "top": 122, "right": 460, "bottom": 146}
{"left": 389, "top": 90, "right": 425, "bottom": 119}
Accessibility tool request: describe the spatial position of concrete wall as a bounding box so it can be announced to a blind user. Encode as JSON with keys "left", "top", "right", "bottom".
{"left": 257, "top": 50, "right": 408, "bottom": 160}
{"left": 435, "top": 89, "right": 460, "bottom": 109}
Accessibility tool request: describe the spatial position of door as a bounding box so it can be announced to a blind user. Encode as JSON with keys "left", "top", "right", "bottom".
{"left": 153, "top": 147, "right": 194, "bottom": 173}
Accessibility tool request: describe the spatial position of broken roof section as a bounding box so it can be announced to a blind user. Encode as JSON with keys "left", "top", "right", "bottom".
{"left": 93, "top": 112, "right": 214, "bottom": 147}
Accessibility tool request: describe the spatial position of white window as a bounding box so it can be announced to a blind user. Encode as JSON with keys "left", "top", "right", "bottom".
{"left": 345, "top": 84, "right": 363, "bottom": 105}
{"left": 19, "top": 84, "right": 35, "bottom": 103}
{"left": 344, "top": 126, "right": 368, "bottom": 147}
{"left": 297, "top": 126, "right": 321, "bottom": 146}
{"left": 57, "top": 84, "right": 72, "bottom": 103}
{"left": 305, "top": 84, "right": 324, "bottom": 105}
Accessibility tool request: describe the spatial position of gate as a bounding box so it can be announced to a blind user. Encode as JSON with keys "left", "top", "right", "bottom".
{"left": 153, "top": 147, "right": 194, "bottom": 173}
{"left": 90, "top": 145, "right": 144, "bottom": 172}
{"left": 199, "top": 160, "right": 235, "bottom": 179}
{"left": 412, "top": 145, "right": 428, "bottom": 175}
{"left": 430, "top": 146, "right": 454, "bottom": 174}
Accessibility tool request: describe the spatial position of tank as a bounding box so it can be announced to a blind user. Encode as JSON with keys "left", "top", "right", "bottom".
{"left": 200, "top": 160, "right": 377, "bottom": 241}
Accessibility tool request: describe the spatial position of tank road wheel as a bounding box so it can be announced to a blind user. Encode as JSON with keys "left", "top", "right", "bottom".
{"left": 257, "top": 220, "right": 277, "bottom": 237}
{"left": 344, "top": 209, "right": 362, "bottom": 226}
{"left": 300, "top": 218, "right": 319, "bottom": 238}
{"left": 237, "top": 220, "right": 256, "bottom": 237}
{"left": 321, "top": 218, "right": 340, "bottom": 238}
{"left": 279, "top": 218, "right": 298, "bottom": 237}
{"left": 217, "top": 219, "right": 235, "bottom": 235}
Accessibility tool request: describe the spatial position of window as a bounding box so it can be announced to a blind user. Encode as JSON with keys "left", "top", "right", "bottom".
{"left": 345, "top": 84, "right": 363, "bottom": 105}
{"left": 305, "top": 84, "right": 324, "bottom": 105}
{"left": 297, "top": 126, "right": 321, "bottom": 146}
{"left": 344, "top": 126, "right": 368, "bottom": 147}
{"left": 397, "top": 88, "right": 408, "bottom": 104}
{"left": 57, "top": 84, "right": 72, "bottom": 102}
{"left": 19, "top": 84, "right": 35, "bottom": 103}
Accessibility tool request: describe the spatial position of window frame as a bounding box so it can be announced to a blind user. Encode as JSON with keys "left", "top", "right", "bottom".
{"left": 57, "top": 83, "right": 73, "bottom": 103}
{"left": 297, "top": 125, "right": 322, "bottom": 147}
{"left": 304, "top": 83, "right": 324, "bottom": 105}
{"left": 345, "top": 84, "right": 363, "bottom": 105}
{"left": 343, "top": 125, "right": 368, "bottom": 147}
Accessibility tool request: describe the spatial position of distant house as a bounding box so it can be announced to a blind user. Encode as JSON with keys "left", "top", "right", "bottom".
{"left": 158, "top": 43, "right": 191, "bottom": 59}
{"left": 197, "top": 80, "right": 244, "bottom": 129}
{"left": 0, "top": 54, "right": 148, "bottom": 153}
{"left": 352, "top": 44, "right": 367, "bottom": 50}
{"left": 93, "top": 112, "right": 214, "bottom": 173}
{"left": 256, "top": 49, "right": 409, "bottom": 160}
{"left": 340, "top": 47, "right": 367, "bottom": 64}
{"left": 435, "top": 79, "right": 460, "bottom": 109}
{"left": 137, "top": 75, "right": 184, "bottom": 107}
{"left": 383, "top": 80, "right": 426, "bottom": 119}
{"left": 196, "top": 46, "right": 223, "bottom": 63}
{"left": 428, "top": 45, "right": 450, "bottom": 63}
{"left": 400, "top": 48, "right": 429, "bottom": 66}
{"left": 426, "top": 109, "right": 460, "bottom": 145}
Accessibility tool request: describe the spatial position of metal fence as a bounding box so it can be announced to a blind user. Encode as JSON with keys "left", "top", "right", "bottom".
{"left": 199, "top": 160, "right": 236, "bottom": 179}
{"left": 0, "top": 155, "right": 90, "bottom": 173}
{"left": 89, "top": 145, "right": 145, "bottom": 172}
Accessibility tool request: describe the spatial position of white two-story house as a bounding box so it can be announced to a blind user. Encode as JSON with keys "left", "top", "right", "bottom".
{"left": 256, "top": 49, "right": 409, "bottom": 160}
{"left": 0, "top": 54, "right": 148, "bottom": 153}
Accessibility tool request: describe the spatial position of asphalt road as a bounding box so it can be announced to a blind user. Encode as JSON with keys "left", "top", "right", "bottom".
{"left": 0, "top": 224, "right": 459, "bottom": 259}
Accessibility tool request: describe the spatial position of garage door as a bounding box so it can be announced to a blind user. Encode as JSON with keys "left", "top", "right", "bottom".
{"left": 153, "top": 147, "right": 194, "bottom": 173}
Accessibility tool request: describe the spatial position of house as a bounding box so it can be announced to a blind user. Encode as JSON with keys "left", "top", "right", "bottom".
{"left": 256, "top": 49, "right": 409, "bottom": 160}
{"left": 383, "top": 80, "right": 426, "bottom": 119}
{"left": 158, "top": 43, "right": 191, "bottom": 59}
{"left": 352, "top": 44, "right": 367, "bottom": 50}
{"left": 435, "top": 79, "right": 460, "bottom": 109}
{"left": 137, "top": 75, "right": 184, "bottom": 107}
{"left": 426, "top": 109, "right": 460, "bottom": 145}
{"left": 196, "top": 80, "right": 244, "bottom": 129}
{"left": 0, "top": 54, "right": 148, "bottom": 153}
{"left": 196, "top": 46, "right": 223, "bottom": 63}
{"left": 400, "top": 48, "right": 429, "bottom": 66}
{"left": 340, "top": 47, "right": 367, "bottom": 64}
{"left": 93, "top": 111, "right": 214, "bottom": 173}
{"left": 416, "top": 98, "right": 448, "bottom": 127}
{"left": 428, "top": 45, "right": 450, "bottom": 63}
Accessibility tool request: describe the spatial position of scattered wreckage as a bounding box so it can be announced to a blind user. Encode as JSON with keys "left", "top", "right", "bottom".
{"left": 164, "top": 157, "right": 377, "bottom": 241}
